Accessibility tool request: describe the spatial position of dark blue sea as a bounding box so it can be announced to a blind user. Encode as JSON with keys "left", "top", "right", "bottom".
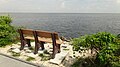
{"left": 0, "top": 13, "right": 120, "bottom": 38}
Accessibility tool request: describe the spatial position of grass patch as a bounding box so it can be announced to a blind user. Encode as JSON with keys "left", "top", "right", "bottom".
{"left": 39, "top": 53, "right": 44, "bottom": 57}
{"left": 41, "top": 56, "right": 51, "bottom": 61}
{"left": 8, "top": 49, "right": 20, "bottom": 57}
{"left": 73, "top": 51, "right": 75, "bottom": 54}
{"left": 43, "top": 50, "right": 49, "bottom": 54}
{"left": 12, "top": 52, "right": 20, "bottom": 57}
{"left": 63, "top": 48, "right": 69, "bottom": 51}
{"left": 26, "top": 57, "right": 35, "bottom": 61}
{"left": 39, "top": 53, "right": 51, "bottom": 61}
{"left": 28, "top": 47, "right": 34, "bottom": 50}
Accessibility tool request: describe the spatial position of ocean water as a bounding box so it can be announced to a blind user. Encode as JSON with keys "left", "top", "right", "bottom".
{"left": 0, "top": 13, "right": 120, "bottom": 38}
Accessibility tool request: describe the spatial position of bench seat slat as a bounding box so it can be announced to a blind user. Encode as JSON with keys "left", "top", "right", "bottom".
{"left": 38, "top": 37, "right": 62, "bottom": 44}
{"left": 24, "top": 36, "right": 63, "bottom": 44}
{"left": 24, "top": 36, "right": 35, "bottom": 40}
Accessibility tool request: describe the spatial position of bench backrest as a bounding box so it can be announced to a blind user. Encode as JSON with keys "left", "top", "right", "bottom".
{"left": 18, "top": 29, "right": 34, "bottom": 37}
{"left": 35, "top": 30, "right": 59, "bottom": 40}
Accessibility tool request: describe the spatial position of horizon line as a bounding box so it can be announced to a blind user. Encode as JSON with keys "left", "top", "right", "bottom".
{"left": 0, "top": 12, "right": 120, "bottom": 14}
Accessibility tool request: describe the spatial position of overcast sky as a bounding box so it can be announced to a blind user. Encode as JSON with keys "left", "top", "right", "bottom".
{"left": 0, "top": 0, "right": 120, "bottom": 13}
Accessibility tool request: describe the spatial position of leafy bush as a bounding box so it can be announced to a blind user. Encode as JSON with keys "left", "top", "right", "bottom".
{"left": 72, "top": 32, "right": 120, "bottom": 67}
{"left": 96, "top": 43, "right": 120, "bottom": 67}
{"left": 0, "top": 15, "right": 17, "bottom": 47}
{"left": 72, "top": 32, "right": 116, "bottom": 51}
{"left": 0, "top": 15, "right": 12, "bottom": 24}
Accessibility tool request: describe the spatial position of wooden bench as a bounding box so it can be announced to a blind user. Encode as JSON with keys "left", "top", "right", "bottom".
{"left": 18, "top": 29, "right": 63, "bottom": 58}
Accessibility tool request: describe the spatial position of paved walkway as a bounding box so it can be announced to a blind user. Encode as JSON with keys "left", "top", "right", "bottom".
{"left": 0, "top": 54, "right": 37, "bottom": 67}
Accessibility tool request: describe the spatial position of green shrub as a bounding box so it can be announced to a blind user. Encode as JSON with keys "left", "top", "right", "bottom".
{"left": 96, "top": 43, "right": 120, "bottom": 67}
{"left": 72, "top": 32, "right": 116, "bottom": 51}
{"left": 0, "top": 15, "right": 12, "bottom": 24}
{"left": 0, "top": 15, "right": 17, "bottom": 47}
{"left": 72, "top": 32, "right": 120, "bottom": 67}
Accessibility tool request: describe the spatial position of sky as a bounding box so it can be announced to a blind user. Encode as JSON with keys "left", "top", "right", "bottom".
{"left": 0, "top": 0, "right": 120, "bottom": 13}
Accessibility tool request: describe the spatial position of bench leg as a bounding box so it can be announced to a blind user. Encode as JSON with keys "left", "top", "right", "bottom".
{"left": 26, "top": 39, "right": 31, "bottom": 47}
{"left": 57, "top": 44, "right": 61, "bottom": 53}
{"left": 34, "top": 43, "right": 40, "bottom": 54}
{"left": 20, "top": 40, "right": 26, "bottom": 50}
{"left": 41, "top": 42, "right": 45, "bottom": 50}
{"left": 52, "top": 44, "right": 56, "bottom": 58}
{"left": 52, "top": 45, "right": 59, "bottom": 58}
